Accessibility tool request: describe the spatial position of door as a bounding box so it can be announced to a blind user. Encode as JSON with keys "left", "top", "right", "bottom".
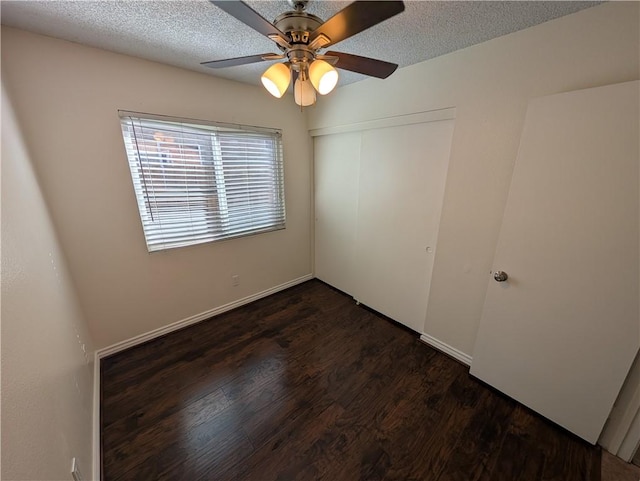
{"left": 470, "top": 81, "right": 640, "bottom": 443}
{"left": 352, "top": 120, "right": 454, "bottom": 332}
{"left": 314, "top": 132, "right": 361, "bottom": 295}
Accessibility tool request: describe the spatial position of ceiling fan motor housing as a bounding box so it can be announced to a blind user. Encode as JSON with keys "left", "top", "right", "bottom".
{"left": 274, "top": 10, "right": 325, "bottom": 72}
{"left": 274, "top": 11, "right": 323, "bottom": 45}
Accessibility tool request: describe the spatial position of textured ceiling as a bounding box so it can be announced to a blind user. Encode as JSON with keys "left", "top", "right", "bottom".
{"left": 1, "top": 1, "right": 602, "bottom": 87}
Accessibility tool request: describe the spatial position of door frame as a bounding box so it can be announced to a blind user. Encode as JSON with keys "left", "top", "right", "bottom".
{"left": 601, "top": 367, "right": 640, "bottom": 461}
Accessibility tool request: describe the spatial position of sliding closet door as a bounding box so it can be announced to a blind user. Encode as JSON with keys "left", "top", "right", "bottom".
{"left": 314, "top": 132, "right": 361, "bottom": 295}
{"left": 353, "top": 120, "right": 454, "bottom": 332}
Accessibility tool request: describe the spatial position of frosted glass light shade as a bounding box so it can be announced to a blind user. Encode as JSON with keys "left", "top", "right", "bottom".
{"left": 309, "top": 60, "right": 339, "bottom": 95}
{"left": 294, "top": 78, "right": 316, "bottom": 106}
{"left": 261, "top": 63, "right": 291, "bottom": 98}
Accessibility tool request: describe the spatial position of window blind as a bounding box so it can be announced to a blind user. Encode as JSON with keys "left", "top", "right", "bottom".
{"left": 119, "top": 111, "right": 285, "bottom": 252}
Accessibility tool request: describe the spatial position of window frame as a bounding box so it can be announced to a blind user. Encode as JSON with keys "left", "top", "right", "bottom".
{"left": 118, "top": 110, "right": 286, "bottom": 252}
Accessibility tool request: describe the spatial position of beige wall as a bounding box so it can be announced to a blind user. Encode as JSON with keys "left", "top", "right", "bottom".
{"left": 308, "top": 2, "right": 640, "bottom": 357}
{"left": 1, "top": 27, "right": 313, "bottom": 349}
{"left": 1, "top": 84, "right": 95, "bottom": 480}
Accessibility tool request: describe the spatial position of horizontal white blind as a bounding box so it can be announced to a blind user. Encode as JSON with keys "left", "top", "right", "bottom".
{"left": 119, "top": 112, "right": 285, "bottom": 252}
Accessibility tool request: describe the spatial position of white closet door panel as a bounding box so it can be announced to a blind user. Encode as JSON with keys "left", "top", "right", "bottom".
{"left": 471, "top": 81, "right": 640, "bottom": 443}
{"left": 353, "top": 120, "right": 454, "bottom": 332}
{"left": 314, "top": 132, "right": 361, "bottom": 295}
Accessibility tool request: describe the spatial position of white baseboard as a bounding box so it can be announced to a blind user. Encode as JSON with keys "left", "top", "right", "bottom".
{"left": 420, "top": 333, "right": 473, "bottom": 366}
{"left": 91, "top": 274, "right": 313, "bottom": 480}
{"left": 92, "top": 350, "right": 100, "bottom": 481}
{"left": 95, "top": 274, "right": 313, "bottom": 360}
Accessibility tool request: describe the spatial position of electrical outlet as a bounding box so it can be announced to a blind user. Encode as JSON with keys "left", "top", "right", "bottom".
{"left": 232, "top": 275, "right": 240, "bottom": 287}
{"left": 71, "top": 458, "right": 83, "bottom": 481}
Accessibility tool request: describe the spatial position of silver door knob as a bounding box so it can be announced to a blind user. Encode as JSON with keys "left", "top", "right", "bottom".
{"left": 493, "top": 271, "right": 508, "bottom": 282}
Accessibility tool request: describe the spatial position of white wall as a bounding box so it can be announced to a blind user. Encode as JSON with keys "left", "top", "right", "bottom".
{"left": 1, "top": 84, "right": 95, "bottom": 480}
{"left": 308, "top": 2, "right": 640, "bottom": 357}
{"left": 1, "top": 27, "right": 313, "bottom": 349}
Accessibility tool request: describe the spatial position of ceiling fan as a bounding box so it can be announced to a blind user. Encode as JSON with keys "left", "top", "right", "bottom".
{"left": 202, "top": 0, "right": 405, "bottom": 106}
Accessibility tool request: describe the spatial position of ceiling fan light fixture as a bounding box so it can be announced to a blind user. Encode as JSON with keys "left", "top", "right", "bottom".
{"left": 261, "top": 63, "right": 291, "bottom": 98}
{"left": 294, "top": 77, "right": 316, "bottom": 106}
{"left": 309, "top": 59, "right": 339, "bottom": 95}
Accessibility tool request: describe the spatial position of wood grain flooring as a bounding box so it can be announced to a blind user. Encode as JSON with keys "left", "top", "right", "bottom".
{"left": 601, "top": 451, "right": 640, "bottom": 481}
{"left": 101, "top": 279, "right": 601, "bottom": 480}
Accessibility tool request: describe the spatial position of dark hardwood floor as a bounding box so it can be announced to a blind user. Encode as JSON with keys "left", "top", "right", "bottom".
{"left": 101, "top": 279, "right": 601, "bottom": 481}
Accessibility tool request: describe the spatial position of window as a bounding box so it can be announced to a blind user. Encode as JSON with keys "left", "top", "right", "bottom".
{"left": 119, "top": 111, "right": 285, "bottom": 252}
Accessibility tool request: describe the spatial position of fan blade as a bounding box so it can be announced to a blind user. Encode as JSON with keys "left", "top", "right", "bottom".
{"left": 326, "top": 51, "right": 398, "bottom": 79}
{"left": 308, "top": 1, "right": 404, "bottom": 48}
{"left": 210, "top": 1, "right": 290, "bottom": 46}
{"left": 201, "top": 53, "right": 280, "bottom": 69}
